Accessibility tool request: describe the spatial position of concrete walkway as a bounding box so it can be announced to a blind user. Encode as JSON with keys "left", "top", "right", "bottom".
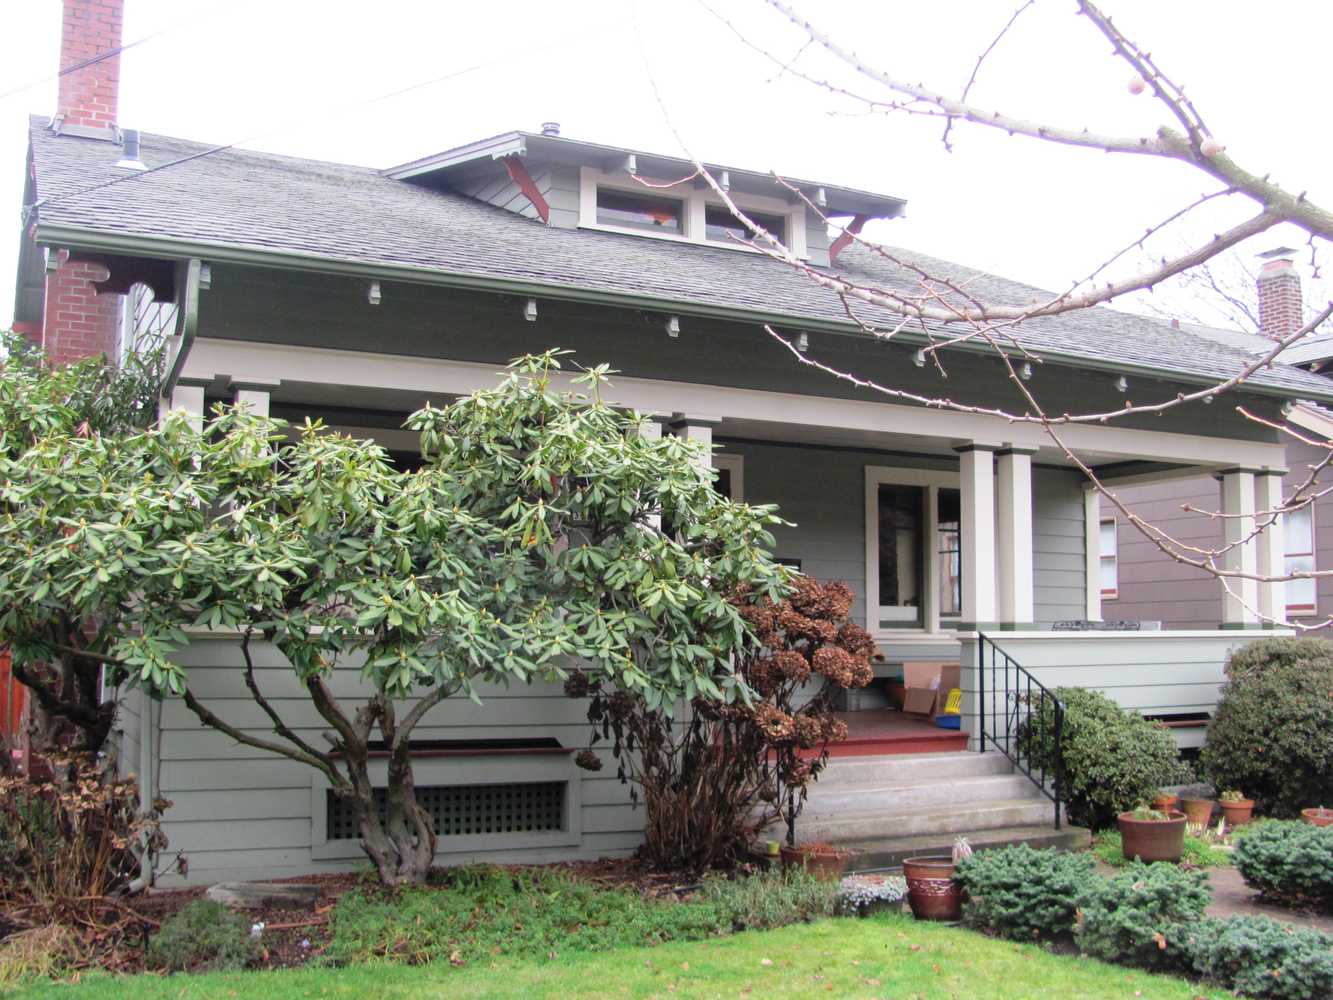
{"left": 1204, "top": 865, "right": 1333, "bottom": 934}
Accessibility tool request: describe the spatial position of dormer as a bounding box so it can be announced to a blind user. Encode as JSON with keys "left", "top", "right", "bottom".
{"left": 383, "top": 125, "right": 907, "bottom": 268}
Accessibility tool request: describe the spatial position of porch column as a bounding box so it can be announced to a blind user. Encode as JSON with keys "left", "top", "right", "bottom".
{"left": 996, "top": 447, "right": 1036, "bottom": 628}
{"left": 1218, "top": 468, "right": 1259, "bottom": 627}
{"left": 638, "top": 415, "right": 666, "bottom": 530}
{"left": 1083, "top": 488, "right": 1102, "bottom": 621}
{"left": 232, "top": 389, "right": 270, "bottom": 418}
{"left": 955, "top": 444, "right": 997, "bottom": 629}
{"left": 164, "top": 383, "right": 205, "bottom": 434}
{"left": 670, "top": 414, "right": 720, "bottom": 472}
{"left": 231, "top": 377, "right": 276, "bottom": 419}
{"left": 1255, "top": 469, "right": 1287, "bottom": 626}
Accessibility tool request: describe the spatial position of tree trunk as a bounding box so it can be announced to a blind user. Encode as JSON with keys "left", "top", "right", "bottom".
{"left": 333, "top": 693, "right": 440, "bottom": 885}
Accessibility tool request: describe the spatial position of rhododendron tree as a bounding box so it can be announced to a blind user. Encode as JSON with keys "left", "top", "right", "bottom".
{"left": 571, "top": 575, "right": 873, "bottom": 869}
{"left": 0, "top": 348, "right": 788, "bottom": 885}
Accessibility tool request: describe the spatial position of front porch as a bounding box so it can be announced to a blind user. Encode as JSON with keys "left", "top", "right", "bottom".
{"left": 826, "top": 710, "right": 969, "bottom": 757}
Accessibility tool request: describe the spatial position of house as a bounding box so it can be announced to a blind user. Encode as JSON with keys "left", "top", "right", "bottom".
{"left": 1108, "top": 254, "right": 1333, "bottom": 631}
{"left": 14, "top": 0, "right": 1333, "bottom": 883}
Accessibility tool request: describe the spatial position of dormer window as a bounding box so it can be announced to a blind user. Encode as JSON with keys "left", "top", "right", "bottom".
{"left": 595, "top": 188, "right": 683, "bottom": 235}
{"left": 578, "top": 166, "right": 808, "bottom": 258}
{"left": 705, "top": 204, "right": 785, "bottom": 246}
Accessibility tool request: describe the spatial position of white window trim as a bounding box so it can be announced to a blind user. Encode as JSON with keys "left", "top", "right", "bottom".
{"left": 1099, "top": 517, "right": 1119, "bottom": 601}
{"left": 864, "top": 466, "right": 960, "bottom": 637}
{"left": 712, "top": 452, "right": 744, "bottom": 502}
{"left": 578, "top": 166, "right": 808, "bottom": 258}
{"left": 1285, "top": 505, "right": 1316, "bottom": 614}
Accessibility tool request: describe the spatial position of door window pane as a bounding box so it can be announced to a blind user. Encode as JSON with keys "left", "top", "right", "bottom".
{"left": 937, "top": 488, "right": 962, "bottom": 617}
{"left": 878, "top": 484, "right": 923, "bottom": 625}
{"left": 596, "top": 188, "right": 683, "bottom": 233}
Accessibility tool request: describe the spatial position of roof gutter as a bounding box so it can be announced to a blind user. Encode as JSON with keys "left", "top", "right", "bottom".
{"left": 34, "top": 223, "right": 1333, "bottom": 406}
{"left": 160, "top": 257, "right": 202, "bottom": 398}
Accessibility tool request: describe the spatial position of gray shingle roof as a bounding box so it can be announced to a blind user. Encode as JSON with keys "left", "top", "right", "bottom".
{"left": 25, "top": 117, "right": 1333, "bottom": 400}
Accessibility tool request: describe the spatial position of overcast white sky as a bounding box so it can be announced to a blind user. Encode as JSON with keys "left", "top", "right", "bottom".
{"left": 3, "top": 0, "right": 1330, "bottom": 327}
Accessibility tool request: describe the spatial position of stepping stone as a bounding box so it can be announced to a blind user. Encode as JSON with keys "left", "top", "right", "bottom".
{"left": 206, "top": 881, "right": 320, "bottom": 909}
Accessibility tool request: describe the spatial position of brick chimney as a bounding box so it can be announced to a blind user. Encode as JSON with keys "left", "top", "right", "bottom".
{"left": 1257, "top": 249, "right": 1304, "bottom": 340}
{"left": 56, "top": 0, "right": 124, "bottom": 137}
{"left": 39, "top": 0, "right": 126, "bottom": 364}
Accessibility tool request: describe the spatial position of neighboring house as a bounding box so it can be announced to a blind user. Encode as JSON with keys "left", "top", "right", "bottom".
{"left": 15, "top": 1, "right": 1333, "bottom": 882}
{"left": 1110, "top": 255, "right": 1333, "bottom": 631}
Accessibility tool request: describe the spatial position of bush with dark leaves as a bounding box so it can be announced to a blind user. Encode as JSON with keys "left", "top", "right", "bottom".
{"left": 954, "top": 844, "right": 1097, "bottom": 940}
{"left": 1074, "top": 861, "right": 1209, "bottom": 970}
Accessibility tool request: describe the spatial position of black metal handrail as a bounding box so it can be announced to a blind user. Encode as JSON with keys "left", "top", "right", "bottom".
{"left": 977, "top": 633, "right": 1064, "bottom": 830}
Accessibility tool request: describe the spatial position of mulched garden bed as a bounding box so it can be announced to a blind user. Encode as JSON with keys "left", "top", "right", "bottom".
{"left": 1, "top": 855, "right": 733, "bottom": 978}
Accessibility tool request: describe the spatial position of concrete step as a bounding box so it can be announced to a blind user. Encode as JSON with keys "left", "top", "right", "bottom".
{"left": 785, "top": 797, "right": 1059, "bottom": 843}
{"left": 816, "top": 751, "right": 1013, "bottom": 786}
{"left": 843, "top": 824, "right": 1092, "bottom": 872}
{"left": 801, "top": 773, "right": 1043, "bottom": 814}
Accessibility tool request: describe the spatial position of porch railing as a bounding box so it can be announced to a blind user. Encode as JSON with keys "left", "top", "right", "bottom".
{"left": 977, "top": 633, "right": 1064, "bottom": 830}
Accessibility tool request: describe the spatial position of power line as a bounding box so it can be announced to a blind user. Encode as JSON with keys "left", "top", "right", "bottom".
{"left": 29, "top": 36, "right": 578, "bottom": 216}
{"left": 0, "top": 5, "right": 232, "bottom": 105}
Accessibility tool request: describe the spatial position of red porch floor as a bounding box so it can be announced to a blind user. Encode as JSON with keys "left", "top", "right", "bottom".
{"left": 825, "top": 709, "right": 969, "bottom": 756}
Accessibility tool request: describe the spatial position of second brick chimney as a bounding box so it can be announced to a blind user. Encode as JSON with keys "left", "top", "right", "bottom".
{"left": 56, "top": 0, "right": 124, "bottom": 138}
{"left": 1257, "top": 249, "right": 1304, "bottom": 340}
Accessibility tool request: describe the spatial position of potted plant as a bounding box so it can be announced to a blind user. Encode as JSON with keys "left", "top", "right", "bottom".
{"left": 904, "top": 838, "right": 970, "bottom": 921}
{"left": 1118, "top": 805, "right": 1187, "bottom": 862}
{"left": 1180, "top": 791, "right": 1215, "bottom": 831}
{"left": 1302, "top": 806, "right": 1333, "bottom": 828}
{"left": 1151, "top": 790, "right": 1180, "bottom": 813}
{"left": 1218, "top": 789, "right": 1255, "bottom": 827}
{"left": 780, "top": 841, "right": 851, "bottom": 880}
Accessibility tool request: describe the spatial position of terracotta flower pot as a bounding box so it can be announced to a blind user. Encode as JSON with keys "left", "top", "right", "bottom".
{"left": 1181, "top": 797, "right": 1215, "bottom": 829}
{"left": 1219, "top": 798, "right": 1255, "bottom": 828}
{"left": 902, "top": 855, "right": 962, "bottom": 921}
{"left": 1118, "top": 810, "right": 1187, "bottom": 863}
{"left": 780, "top": 843, "right": 849, "bottom": 880}
{"left": 1152, "top": 792, "right": 1180, "bottom": 813}
{"left": 1302, "top": 807, "right": 1333, "bottom": 828}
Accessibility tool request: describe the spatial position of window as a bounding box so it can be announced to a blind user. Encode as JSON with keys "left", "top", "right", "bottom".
{"left": 1286, "top": 505, "right": 1316, "bottom": 614}
{"left": 705, "top": 204, "right": 786, "bottom": 246}
{"left": 1099, "top": 518, "right": 1119, "bottom": 599}
{"left": 936, "top": 489, "right": 962, "bottom": 618}
{"left": 595, "top": 188, "right": 682, "bottom": 234}
{"left": 867, "top": 470, "right": 963, "bottom": 631}
{"left": 878, "top": 484, "right": 924, "bottom": 625}
{"left": 580, "top": 167, "right": 808, "bottom": 256}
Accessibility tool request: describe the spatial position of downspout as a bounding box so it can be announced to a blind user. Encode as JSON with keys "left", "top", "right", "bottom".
{"left": 160, "top": 257, "right": 203, "bottom": 401}
{"left": 131, "top": 258, "right": 198, "bottom": 890}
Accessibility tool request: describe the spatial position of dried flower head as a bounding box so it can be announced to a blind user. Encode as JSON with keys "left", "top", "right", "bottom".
{"left": 563, "top": 671, "right": 591, "bottom": 699}
{"left": 574, "top": 749, "right": 603, "bottom": 772}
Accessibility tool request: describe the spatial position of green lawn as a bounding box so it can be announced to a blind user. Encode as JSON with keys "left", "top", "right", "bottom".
{"left": 13, "top": 913, "right": 1229, "bottom": 1000}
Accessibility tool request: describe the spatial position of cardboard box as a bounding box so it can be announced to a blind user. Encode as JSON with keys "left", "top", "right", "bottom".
{"left": 901, "top": 660, "right": 953, "bottom": 716}
{"left": 902, "top": 687, "right": 938, "bottom": 716}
